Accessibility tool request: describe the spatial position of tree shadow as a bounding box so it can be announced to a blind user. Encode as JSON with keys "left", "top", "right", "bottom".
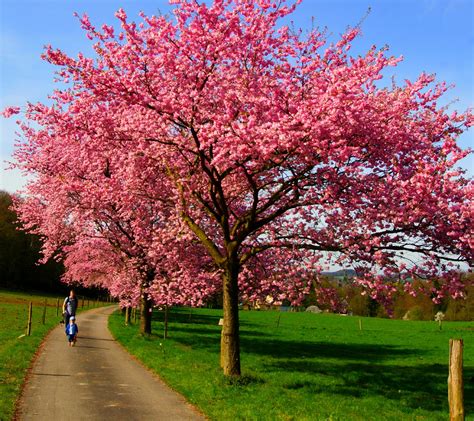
{"left": 152, "top": 308, "right": 222, "bottom": 326}
{"left": 277, "top": 360, "right": 474, "bottom": 414}
{"left": 170, "top": 325, "right": 418, "bottom": 362}
{"left": 32, "top": 372, "right": 71, "bottom": 377}
{"left": 75, "top": 344, "right": 110, "bottom": 350}
{"left": 162, "top": 322, "right": 473, "bottom": 415}
{"left": 241, "top": 336, "right": 421, "bottom": 361}
{"left": 79, "top": 336, "right": 115, "bottom": 342}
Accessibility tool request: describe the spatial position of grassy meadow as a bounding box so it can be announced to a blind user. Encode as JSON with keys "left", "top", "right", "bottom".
{"left": 109, "top": 307, "right": 473, "bottom": 421}
{"left": 0, "top": 289, "right": 103, "bottom": 420}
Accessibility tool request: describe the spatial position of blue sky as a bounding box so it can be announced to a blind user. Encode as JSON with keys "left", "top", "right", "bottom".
{"left": 1, "top": 0, "right": 473, "bottom": 193}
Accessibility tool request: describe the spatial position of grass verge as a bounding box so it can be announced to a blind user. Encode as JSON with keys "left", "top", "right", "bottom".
{"left": 109, "top": 307, "right": 473, "bottom": 421}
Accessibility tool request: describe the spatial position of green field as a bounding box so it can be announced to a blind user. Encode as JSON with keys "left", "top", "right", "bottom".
{"left": 0, "top": 290, "right": 103, "bottom": 420}
{"left": 109, "top": 307, "right": 473, "bottom": 421}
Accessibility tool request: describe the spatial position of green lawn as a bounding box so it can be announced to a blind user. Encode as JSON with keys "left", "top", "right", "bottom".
{"left": 0, "top": 290, "right": 104, "bottom": 420}
{"left": 109, "top": 307, "right": 473, "bottom": 421}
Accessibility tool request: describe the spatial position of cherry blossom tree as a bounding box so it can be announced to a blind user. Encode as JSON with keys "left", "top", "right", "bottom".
{"left": 15, "top": 181, "right": 221, "bottom": 333}
{"left": 4, "top": 0, "right": 472, "bottom": 376}
{"left": 10, "top": 127, "right": 219, "bottom": 334}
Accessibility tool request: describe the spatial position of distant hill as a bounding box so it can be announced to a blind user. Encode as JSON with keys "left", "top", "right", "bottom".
{"left": 321, "top": 269, "right": 357, "bottom": 278}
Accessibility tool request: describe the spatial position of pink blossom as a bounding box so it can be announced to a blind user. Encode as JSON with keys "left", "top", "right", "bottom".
{"left": 8, "top": 0, "right": 473, "bottom": 373}
{"left": 1, "top": 106, "right": 20, "bottom": 118}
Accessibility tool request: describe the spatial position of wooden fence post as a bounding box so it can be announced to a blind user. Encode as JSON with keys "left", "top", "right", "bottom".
{"left": 448, "top": 339, "right": 464, "bottom": 421}
{"left": 26, "top": 302, "right": 33, "bottom": 336}
{"left": 42, "top": 299, "right": 47, "bottom": 324}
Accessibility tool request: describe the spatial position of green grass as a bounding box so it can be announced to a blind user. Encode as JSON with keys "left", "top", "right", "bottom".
{"left": 109, "top": 307, "right": 474, "bottom": 421}
{"left": 0, "top": 289, "right": 105, "bottom": 421}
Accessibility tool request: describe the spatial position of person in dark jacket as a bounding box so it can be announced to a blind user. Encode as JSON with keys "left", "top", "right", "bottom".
{"left": 62, "top": 289, "right": 78, "bottom": 325}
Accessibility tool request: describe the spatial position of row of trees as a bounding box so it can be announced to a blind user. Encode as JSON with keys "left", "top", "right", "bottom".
{"left": 0, "top": 190, "right": 108, "bottom": 299}
{"left": 303, "top": 274, "right": 474, "bottom": 321}
{"left": 3, "top": 0, "right": 472, "bottom": 376}
{"left": 0, "top": 191, "right": 63, "bottom": 291}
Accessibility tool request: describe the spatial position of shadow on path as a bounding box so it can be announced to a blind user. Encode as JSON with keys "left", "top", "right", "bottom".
{"left": 78, "top": 336, "right": 115, "bottom": 342}
{"left": 18, "top": 306, "right": 204, "bottom": 421}
{"left": 31, "top": 373, "right": 71, "bottom": 377}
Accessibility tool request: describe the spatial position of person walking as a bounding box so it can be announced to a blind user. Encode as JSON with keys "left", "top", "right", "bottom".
{"left": 65, "top": 316, "right": 79, "bottom": 346}
{"left": 62, "top": 289, "right": 78, "bottom": 325}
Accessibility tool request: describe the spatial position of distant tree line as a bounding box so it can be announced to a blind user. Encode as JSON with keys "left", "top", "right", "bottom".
{"left": 304, "top": 275, "right": 474, "bottom": 321}
{"left": 0, "top": 190, "right": 64, "bottom": 292}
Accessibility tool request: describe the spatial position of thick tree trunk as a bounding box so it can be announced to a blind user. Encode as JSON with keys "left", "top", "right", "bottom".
{"left": 220, "top": 257, "right": 241, "bottom": 377}
{"left": 140, "top": 292, "right": 152, "bottom": 335}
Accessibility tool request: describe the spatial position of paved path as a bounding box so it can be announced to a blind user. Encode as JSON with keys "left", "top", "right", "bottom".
{"left": 17, "top": 306, "right": 205, "bottom": 421}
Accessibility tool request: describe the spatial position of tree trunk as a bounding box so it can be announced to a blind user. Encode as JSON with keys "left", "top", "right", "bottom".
{"left": 125, "top": 306, "right": 131, "bottom": 325}
{"left": 140, "top": 292, "right": 152, "bottom": 335}
{"left": 220, "top": 257, "right": 241, "bottom": 377}
{"left": 163, "top": 305, "right": 169, "bottom": 339}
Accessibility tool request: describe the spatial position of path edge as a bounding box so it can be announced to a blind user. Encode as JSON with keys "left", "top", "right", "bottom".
{"left": 106, "top": 307, "right": 208, "bottom": 420}
{"left": 12, "top": 319, "right": 58, "bottom": 421}
{"left": 12, "top": 306, "right": 106, "bottom": 421}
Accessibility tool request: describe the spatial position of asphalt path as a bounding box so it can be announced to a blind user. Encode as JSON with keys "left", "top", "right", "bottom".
{"left": 17, "top": 305, "right": 205, "bottom": 421}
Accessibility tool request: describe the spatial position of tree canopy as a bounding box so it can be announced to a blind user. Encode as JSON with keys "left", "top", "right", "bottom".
{"left": 3, "top": 0, "right": 472, "bottom": 376}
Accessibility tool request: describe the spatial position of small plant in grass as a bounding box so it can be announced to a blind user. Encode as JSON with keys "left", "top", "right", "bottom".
{"left": 435, "top": 311, "right": 445, "bottom": 330}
